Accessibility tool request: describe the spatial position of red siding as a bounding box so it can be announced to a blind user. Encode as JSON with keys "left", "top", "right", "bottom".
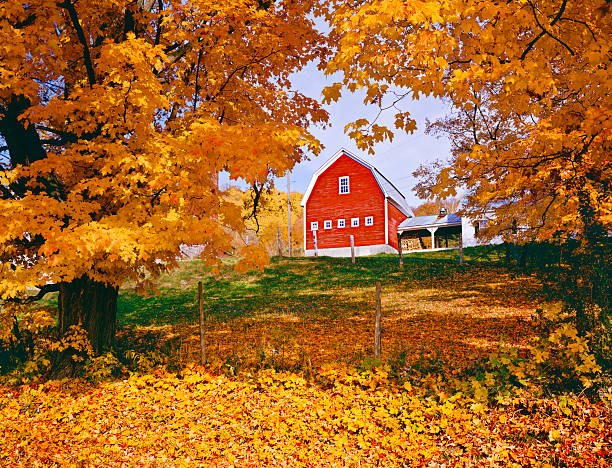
{"left": 387, "top": 202, "right": 406, "bottom": 250}
{"left": 305, "top": 154, "right": 386, "bottom": 250}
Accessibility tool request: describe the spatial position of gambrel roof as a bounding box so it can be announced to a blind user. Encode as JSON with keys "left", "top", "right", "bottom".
{"left": 300, "top": 149, "right": 414, "bottom": 218}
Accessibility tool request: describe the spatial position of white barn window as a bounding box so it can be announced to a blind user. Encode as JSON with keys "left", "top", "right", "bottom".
{"left": 324, "top": 220, "right": 332, "bottom": 229}
{"left": 365, "top": 216, "right": 373, "bottom": 226}
{"left": 311, "top": 221, "right": 318, "bottom": 231}
{"left": 339, "top": 176, "right": 349, "bottom": 194}
{"left": 337, "top": 219, "right": 345, "bottom": 228}
{"left": 351, "top": 217, "right": 359, "bottom": 227}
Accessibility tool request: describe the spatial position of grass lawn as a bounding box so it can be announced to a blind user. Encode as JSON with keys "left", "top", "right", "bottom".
{"left": 113, "top": 245, "right": 544, "bottom": 374}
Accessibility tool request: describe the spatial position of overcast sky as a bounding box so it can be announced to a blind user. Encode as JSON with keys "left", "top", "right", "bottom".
{"left": 221, "top": 63, "right": 453, "bottom": 207}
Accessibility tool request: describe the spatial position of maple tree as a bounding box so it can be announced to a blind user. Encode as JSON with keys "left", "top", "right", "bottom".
{"left": 220, "top": 186, "right": 303, "bottom": 256}
{"left": 324, "top": 0, "right": 610, "bottom": 243}
{"left": 240, "top": 186, "right": 303, "bottom": 255}
{"left": 0, "top": 0, "right": 328, "bottom": 354}
{"left": 324, "top": 0, "right": 611, "bottom": 337}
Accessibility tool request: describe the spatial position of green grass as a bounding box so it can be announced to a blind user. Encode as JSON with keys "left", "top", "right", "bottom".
{"left": 23, "top": 244, "right": 543, "bottom": 372}
{"left": 115, "top": 244, "right": 520, "bottom": 327}
{"left": 30, "top": 244, "right": 523, "bottom": 329}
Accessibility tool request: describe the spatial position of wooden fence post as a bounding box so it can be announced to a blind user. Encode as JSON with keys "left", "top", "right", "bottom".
{"left": 313, "top": 230, "right": 318, "bottom": 257}
{"left": 374, "top": 281, "right": 382, "bottom": 360}
{"left": 397, "top": 233, "right": 403, "bottom": 266}
{"left": 459, "top": 232, "right": 463, "bottom": 265}
{"left": 287, "top": 172, "right": 292, "bottom": 257}
{"left": 350, "top": 235, "right": 355, "bottom": 264}
{"left": 198, "top": 281, "right": 206, "bottom": 366}
{"left": 277, "top": 226, "right": 282, "bottom": 257}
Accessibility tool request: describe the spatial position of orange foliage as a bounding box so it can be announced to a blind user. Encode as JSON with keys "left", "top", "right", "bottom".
{"left": 1, "top": 368, "right": 609, "bottom": 466}
{"left": 325, "top": 0, "right": 611, "bottom": 242}
{"left": 0, "top": 0, "right": 327, "bottom": 300}
{"left": 224, "top": 186, "right": 304, "bottom": 256}
{"left": 412, "top": 198, "right": 461, "bottom": 216}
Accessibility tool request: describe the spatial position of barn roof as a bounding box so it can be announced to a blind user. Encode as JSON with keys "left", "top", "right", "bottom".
{"left": 300, "top": 149, "right": 414, "bottom": 218}
{"left": 398, "top": 213, "right": 462, "bottom": 231}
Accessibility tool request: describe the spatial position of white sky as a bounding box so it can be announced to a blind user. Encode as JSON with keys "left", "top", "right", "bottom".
{"left": 221, "top": 63, "right": 453, "bottom": 208}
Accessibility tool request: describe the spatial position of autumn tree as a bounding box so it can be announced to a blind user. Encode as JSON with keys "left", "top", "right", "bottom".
{"left": 0, "top": 0, "right": 328, "bottom": 353}
{"left": 243, "top": 187, "right": 303, "bottom": 255}
{"left": 325, "top": 0, "right": 610, "bottom": 240}
{"left": 222, "top": 186, "right": 303, "bottom": 255}
{"left": 324, "top": 0, "right": 610, "bottom": 333}
{"left": 412, "top": 198, "right": 460, "bottom": 217}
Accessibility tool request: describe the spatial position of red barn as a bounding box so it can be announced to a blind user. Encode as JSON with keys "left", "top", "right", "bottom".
{"left": 300, "top": 149, "right": 414, "bottom": 257}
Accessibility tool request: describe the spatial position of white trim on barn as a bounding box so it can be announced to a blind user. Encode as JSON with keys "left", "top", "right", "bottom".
{"left": 339, "top": 175, "right": 350, "bottom": 194}
{"left": 302, "top": 203, "right": 307, "bottom": 252}
{"left": 384, "top": 198, "right": 389, "bottom": 245}
{"left": 304, "top": 243, "right": 398, "bottom": 257}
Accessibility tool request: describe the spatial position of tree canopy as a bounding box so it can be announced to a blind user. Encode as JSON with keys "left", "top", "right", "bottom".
{"left": 0, "top": 0, "right": 327, "bottom": 351}
{"left": 325, "top": 0, "right": 611, "bottom": 243}
{"left": 223, "top": 186, "right": 303, "bottom": 256}
{"left": 412, "top": 198, "right": 461, "bottom": 217}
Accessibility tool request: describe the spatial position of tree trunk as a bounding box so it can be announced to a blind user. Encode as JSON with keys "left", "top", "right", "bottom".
{"left": 519, "top": 243, "right": 528, "bottom": 270}
{"left": 58, "top": 275, "right": 118, "bottom": 355}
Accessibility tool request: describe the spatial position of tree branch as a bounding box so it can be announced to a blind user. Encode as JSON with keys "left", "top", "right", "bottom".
{"left": 150, "top": 186, "right": 166, "bottom": 206}
{"left": 154, "top": 0, "right": 164, "bottom": 46}
{"left": 36, "top": 125, "right": 77, "bottom": 143}
{"left": 8, "top": 283, "right": 60, "bottom": 304}
{"left": 558, "top": 17, "right": 596, "bottom": 40}
{"left": 14, "top": 14, "right": 37, "bottom": 29}
{"left": 0, "top": 183, "right": 15, "bottom": 200}
{"left": 40, "top": 138, "right": 69, "bottom": 146}
{"left": 58, "top": 0, "right": 96, "bottom": 86}
{"left": 245, "top": 182, "right": 264, "bottom": 233}
{"left": 521, "top": 0, "right": 574, "bottom": 60}
{"left": 211, "top": 50, "right": 280, "bottom": 101}
{"left": 193, "top": 48, "right": 204, "bottom": 112}
{"left": 520, "top": 30, "right": 546, "bottom": 60}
